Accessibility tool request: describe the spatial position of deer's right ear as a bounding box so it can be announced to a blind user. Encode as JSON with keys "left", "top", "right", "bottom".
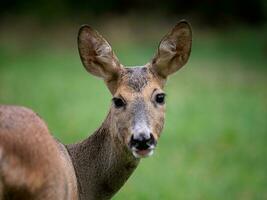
{"left": 78, "top": 25, "right": 123, "bottom": 94}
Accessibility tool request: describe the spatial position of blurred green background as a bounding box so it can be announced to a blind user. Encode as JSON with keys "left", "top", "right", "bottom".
{"left": 0, "top": 1, "right": 267, "bottom": 199}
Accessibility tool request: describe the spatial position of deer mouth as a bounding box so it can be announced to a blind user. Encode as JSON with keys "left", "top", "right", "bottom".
{"left": 132, "top": 147, "right": 154, "bottom": 158}
{"left": 129, "top": 134, "right": 157, "bottom": 158}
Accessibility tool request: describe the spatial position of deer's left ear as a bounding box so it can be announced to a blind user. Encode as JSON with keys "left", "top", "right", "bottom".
{"left": 151, "top": 20, "right": 192, "bottom": 79}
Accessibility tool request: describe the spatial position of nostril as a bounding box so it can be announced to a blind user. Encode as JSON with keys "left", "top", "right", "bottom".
{"left": 130, "top": 135, "right": 138, "bottom": 146}
{"left": 147, "top": 133, "right": 155, "bottom": 145}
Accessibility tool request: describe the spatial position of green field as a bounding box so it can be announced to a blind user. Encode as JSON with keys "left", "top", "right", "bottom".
{"left": 0, "top": 24, "right": 267, "bottom": 199}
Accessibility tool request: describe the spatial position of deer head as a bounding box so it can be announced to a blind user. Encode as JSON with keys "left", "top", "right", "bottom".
{"left": 78, "top": 21, "right": 192, "bottom": 158}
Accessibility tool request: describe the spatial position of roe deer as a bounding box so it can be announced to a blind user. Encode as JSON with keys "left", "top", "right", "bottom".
{"left": 0, "top": 20, "right": 192, "bottom": 200}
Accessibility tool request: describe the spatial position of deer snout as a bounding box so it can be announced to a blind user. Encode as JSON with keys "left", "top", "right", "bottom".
{"left": 129, "top": 133, "right": 157, "bottom": 158}
{"left": 130, "top": 133, "right": 156, "bottom": 150}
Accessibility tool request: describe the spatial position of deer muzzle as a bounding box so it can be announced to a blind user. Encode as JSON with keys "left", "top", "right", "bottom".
{"left": 129, "top": 133, "right": 157, "bottom": 158}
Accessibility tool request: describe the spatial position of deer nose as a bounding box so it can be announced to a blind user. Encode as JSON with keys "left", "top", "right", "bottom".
{"left": 130, "top": 133, "right": 156, "bottom": 150}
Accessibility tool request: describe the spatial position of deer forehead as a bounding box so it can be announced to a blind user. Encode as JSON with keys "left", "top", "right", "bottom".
{"left": 115, "top": 66, "right": 163, "bottom": 101}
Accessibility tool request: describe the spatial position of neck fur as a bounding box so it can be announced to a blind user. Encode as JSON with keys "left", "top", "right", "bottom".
{"left": 67, "top": 112, "right": 140, "bottom": 200}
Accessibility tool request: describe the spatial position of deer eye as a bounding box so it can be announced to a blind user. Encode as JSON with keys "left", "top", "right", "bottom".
{"left": 155, "top": 93, "right": 165, "bottom": 104}
{"left": 112, "top": 97, "right": 126, "bottom": 108}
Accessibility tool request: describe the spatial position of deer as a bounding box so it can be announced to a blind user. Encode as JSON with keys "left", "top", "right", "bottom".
{"left": 0, "top": 20, "right": 192, "bottom": 200}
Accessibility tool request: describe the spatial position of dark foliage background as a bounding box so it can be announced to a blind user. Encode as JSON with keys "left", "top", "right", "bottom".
{"left": 1, "top": 0, "right": 267, "bottom": 25}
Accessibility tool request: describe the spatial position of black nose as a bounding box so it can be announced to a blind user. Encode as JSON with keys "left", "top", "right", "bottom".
{"left": 130, "top": 133, "right": 156, "bottom": 150}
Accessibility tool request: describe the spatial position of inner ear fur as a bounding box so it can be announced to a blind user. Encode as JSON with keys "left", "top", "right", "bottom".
{"left": 78, "top": 25, "right": 124, "bottom": 94}
{"left": 151, "top": 20, "right": 192, "bottom": 79}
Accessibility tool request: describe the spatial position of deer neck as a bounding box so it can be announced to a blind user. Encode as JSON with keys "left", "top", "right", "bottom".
{"left": 66, "top": 112, "right": 140, "bottom": 200}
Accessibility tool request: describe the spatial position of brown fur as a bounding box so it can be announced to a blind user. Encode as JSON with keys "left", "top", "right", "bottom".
{"left": 67, "top": 113, "right": 139, "bottom": 200}
{"left": 0, "top": 20, "right": 192, "bottom": 200}
{"left": 0, "top": 106, "right": 78, "bottom": 200}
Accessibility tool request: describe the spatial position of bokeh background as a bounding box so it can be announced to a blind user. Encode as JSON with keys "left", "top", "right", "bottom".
{"left": 1, "top": 0, "right": 267, "bottom": 199}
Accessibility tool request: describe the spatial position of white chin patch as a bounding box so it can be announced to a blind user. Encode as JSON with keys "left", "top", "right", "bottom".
{"left": 132, "top": 149, "right": 154, "bottom": 158}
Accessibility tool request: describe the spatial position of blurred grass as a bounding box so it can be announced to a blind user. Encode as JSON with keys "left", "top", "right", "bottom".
{"left": 0, "top": 23, "right": 267, "bottom": 199}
